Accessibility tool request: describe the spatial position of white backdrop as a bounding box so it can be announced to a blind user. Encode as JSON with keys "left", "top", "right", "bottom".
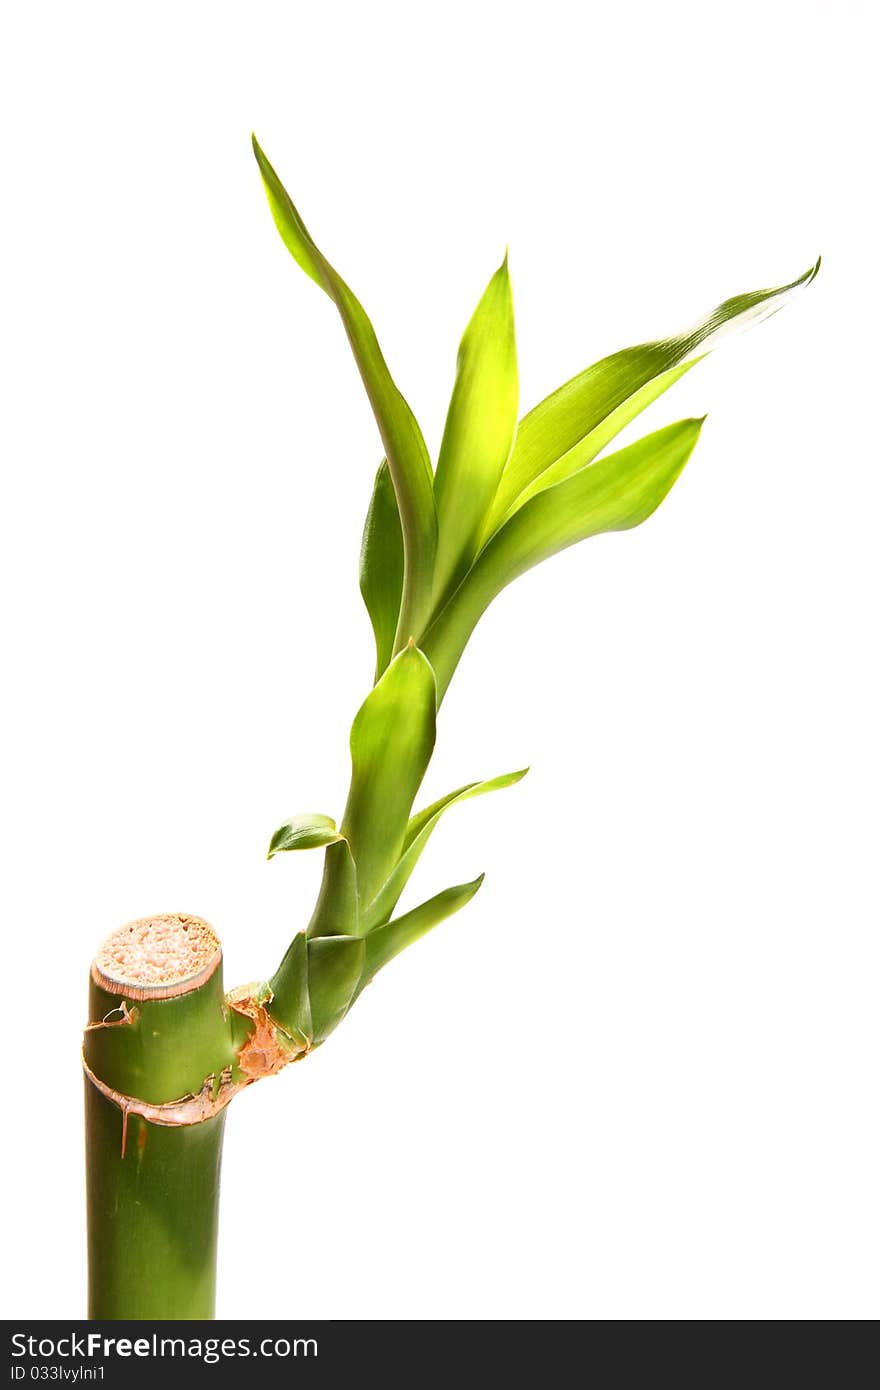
{"left": 1, "top": 1, "right": 876, "bottom": 1320}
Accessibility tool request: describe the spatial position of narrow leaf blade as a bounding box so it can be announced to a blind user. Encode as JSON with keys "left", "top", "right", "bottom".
{"left": 357, "top": 876, "right": 485, "bottom": 999}
{"left": 252, "top": 136, "right": 437, "bottom": 645}
{"left": 487, "top": 260, "right": 820, "bottom": 529}
{"left": 492, "top": 358, "right": 696, "bottom": 524}
{"left": 424, "top": 418, "right": 704, "bottom": 697}
{"left": 362, "top": 768, "right": 528, "bottom": 930}
{"left": 433, "top": 257, "right": 518, "bottom": 605}
{"left": 360, "top": 460, "right": 404, "bottom": 681}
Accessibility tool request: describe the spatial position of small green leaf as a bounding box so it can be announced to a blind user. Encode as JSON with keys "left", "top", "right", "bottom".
{"left": 433, "top": 256, "right": 518, "bottom": 606}
{"left": 307, "top": 935, "right": 366, "bottom": 1043}
{"left": 360, "top": 460, "right": 404, "bottom": 682}
{"left": 425, "top": 418, "right": 704, "bottom": 698}
{"left": 306, "top": 839, "right": 359, "bottom": 940}
{"left": 267, "top": 813, "right": 342, "bottom": 859}
{"left": 362, "top": 768, "right": 528, "bottom": 930}
{"left": 252, "top": 136, "right": 437, "bottom": 647}
{"left": 340, "top": 644, "right": 437, "bottom": 912}
{"left": 486, "top": 260, "right": 820, "bottom": 532}
{"left": 267, "top": 931, "right": 313, "bottom": 1046}
{"left": 355, "top": 876, "right": 485, "bottom": 1002}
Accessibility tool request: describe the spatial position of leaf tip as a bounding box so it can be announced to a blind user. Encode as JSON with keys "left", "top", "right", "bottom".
{"left": 251, "top": 132, "right": 267, "bottom": 167}
{"left": 495, "top": 248, "right": 513, "bottom": 297}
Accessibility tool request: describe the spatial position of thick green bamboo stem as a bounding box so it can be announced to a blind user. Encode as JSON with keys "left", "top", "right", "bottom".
{"left": 85, "top": 1088, "right": 226, "bottom": 1319}
{"left": 84, "top": 914, "right": 237, "bottom": 1320}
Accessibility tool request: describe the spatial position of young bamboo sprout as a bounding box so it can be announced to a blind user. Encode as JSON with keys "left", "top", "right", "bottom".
{"left": 83, "top": 137, "right": 819, "bottom": 1318}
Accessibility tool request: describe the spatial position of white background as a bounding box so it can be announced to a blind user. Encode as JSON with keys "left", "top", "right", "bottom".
{"left": 1, "top": 1, "right": 877, "bottom": 1320}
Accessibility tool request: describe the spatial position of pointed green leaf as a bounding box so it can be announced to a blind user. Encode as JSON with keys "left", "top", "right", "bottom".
{"left": 267, "top": 813, "right": 342, "bottom": 859}
{"left": 485, "top": 260, "right": 820, "bottom": 532}
{"left": 491, "top": 358, "right": 697, "bottom": 525}
{"left": 252, "top": 136, "right": 437, "bottom": 646}
{"left": 267, "top": 930, "right": 313, "bottom": 1047}
{"left": 306, "top": 935, "right": 366, "bottom": 1043}
{"left": 433, "top": 257, "right": 518, "bottom": 606}
{"left": 340, "top": 644, "right": 437, "bottom": 911}
{"left": 360, "top": 460, "right": 404, "bottom": 682}
{"left": 362, "top": 768, "right": 528, "bottom": 931}
{"left": 306, "top": 839, "right": 359, "bottom": 940}
{"left": 425, "top": 417, "right": 705, "bottom": 698}
{"left": 356, "top": 876, "right": 485, "bottom": 1001}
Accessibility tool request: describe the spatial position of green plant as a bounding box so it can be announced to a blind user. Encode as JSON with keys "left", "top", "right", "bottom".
{"left": 83, "top": 136, "right": 818, "bottom": 1319}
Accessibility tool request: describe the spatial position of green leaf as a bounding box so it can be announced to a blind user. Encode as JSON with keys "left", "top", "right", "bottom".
{"left": 340, "top": 644, "right": 437, "bottom": 912}
{"left": 252, "top": 136, "right": 437, "bottom": 647}
{"left": 491, "top": 359, "right": 697, "bottom": 524}
{"left": 362, "top": 768, "right": 528, "bottom": 931}
{"left": 267, "top": 931, "right": 313, "bottom": 1047}
{"left": 424, "top": 417, "right": 705, "bottom": 698}
{"left": 306, "top": 935, "right": 366, "bottom": 1043}
{"left": 306, "top": 839, "right": 359, "bottom": 940}
{"left": 356, "top": 876, "right": 485, "bottom": 1000}
{"left": 433, "top": 256, "right": 518, "bottom": 606}
{"left": 360, "top": 460, "right": 404, "bottom": 682}
{"left": 485, "top": 260, "right": 820, "bottom": 532}
{"left": 267, "top": 813, "right": 342, "bottom": 859}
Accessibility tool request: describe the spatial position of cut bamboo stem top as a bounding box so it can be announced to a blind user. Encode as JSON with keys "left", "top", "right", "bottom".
{"left": 92, "top": 913, "right": 221, "bottom": 1000}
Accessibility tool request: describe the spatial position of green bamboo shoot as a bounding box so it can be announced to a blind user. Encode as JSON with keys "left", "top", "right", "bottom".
{"left": 82, "top": 138, "right": 819, "bottom": 1318}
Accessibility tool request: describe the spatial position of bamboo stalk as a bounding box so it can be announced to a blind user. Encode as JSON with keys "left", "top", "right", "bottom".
{"left": 85, "top": 1090, "right": 226, "bottom": 1319}
{"left": 84, "top": 915, "right": 235, "bottom": 1319}
{"left": 81, "top": 145, "right": 818, "bottom": 1318}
